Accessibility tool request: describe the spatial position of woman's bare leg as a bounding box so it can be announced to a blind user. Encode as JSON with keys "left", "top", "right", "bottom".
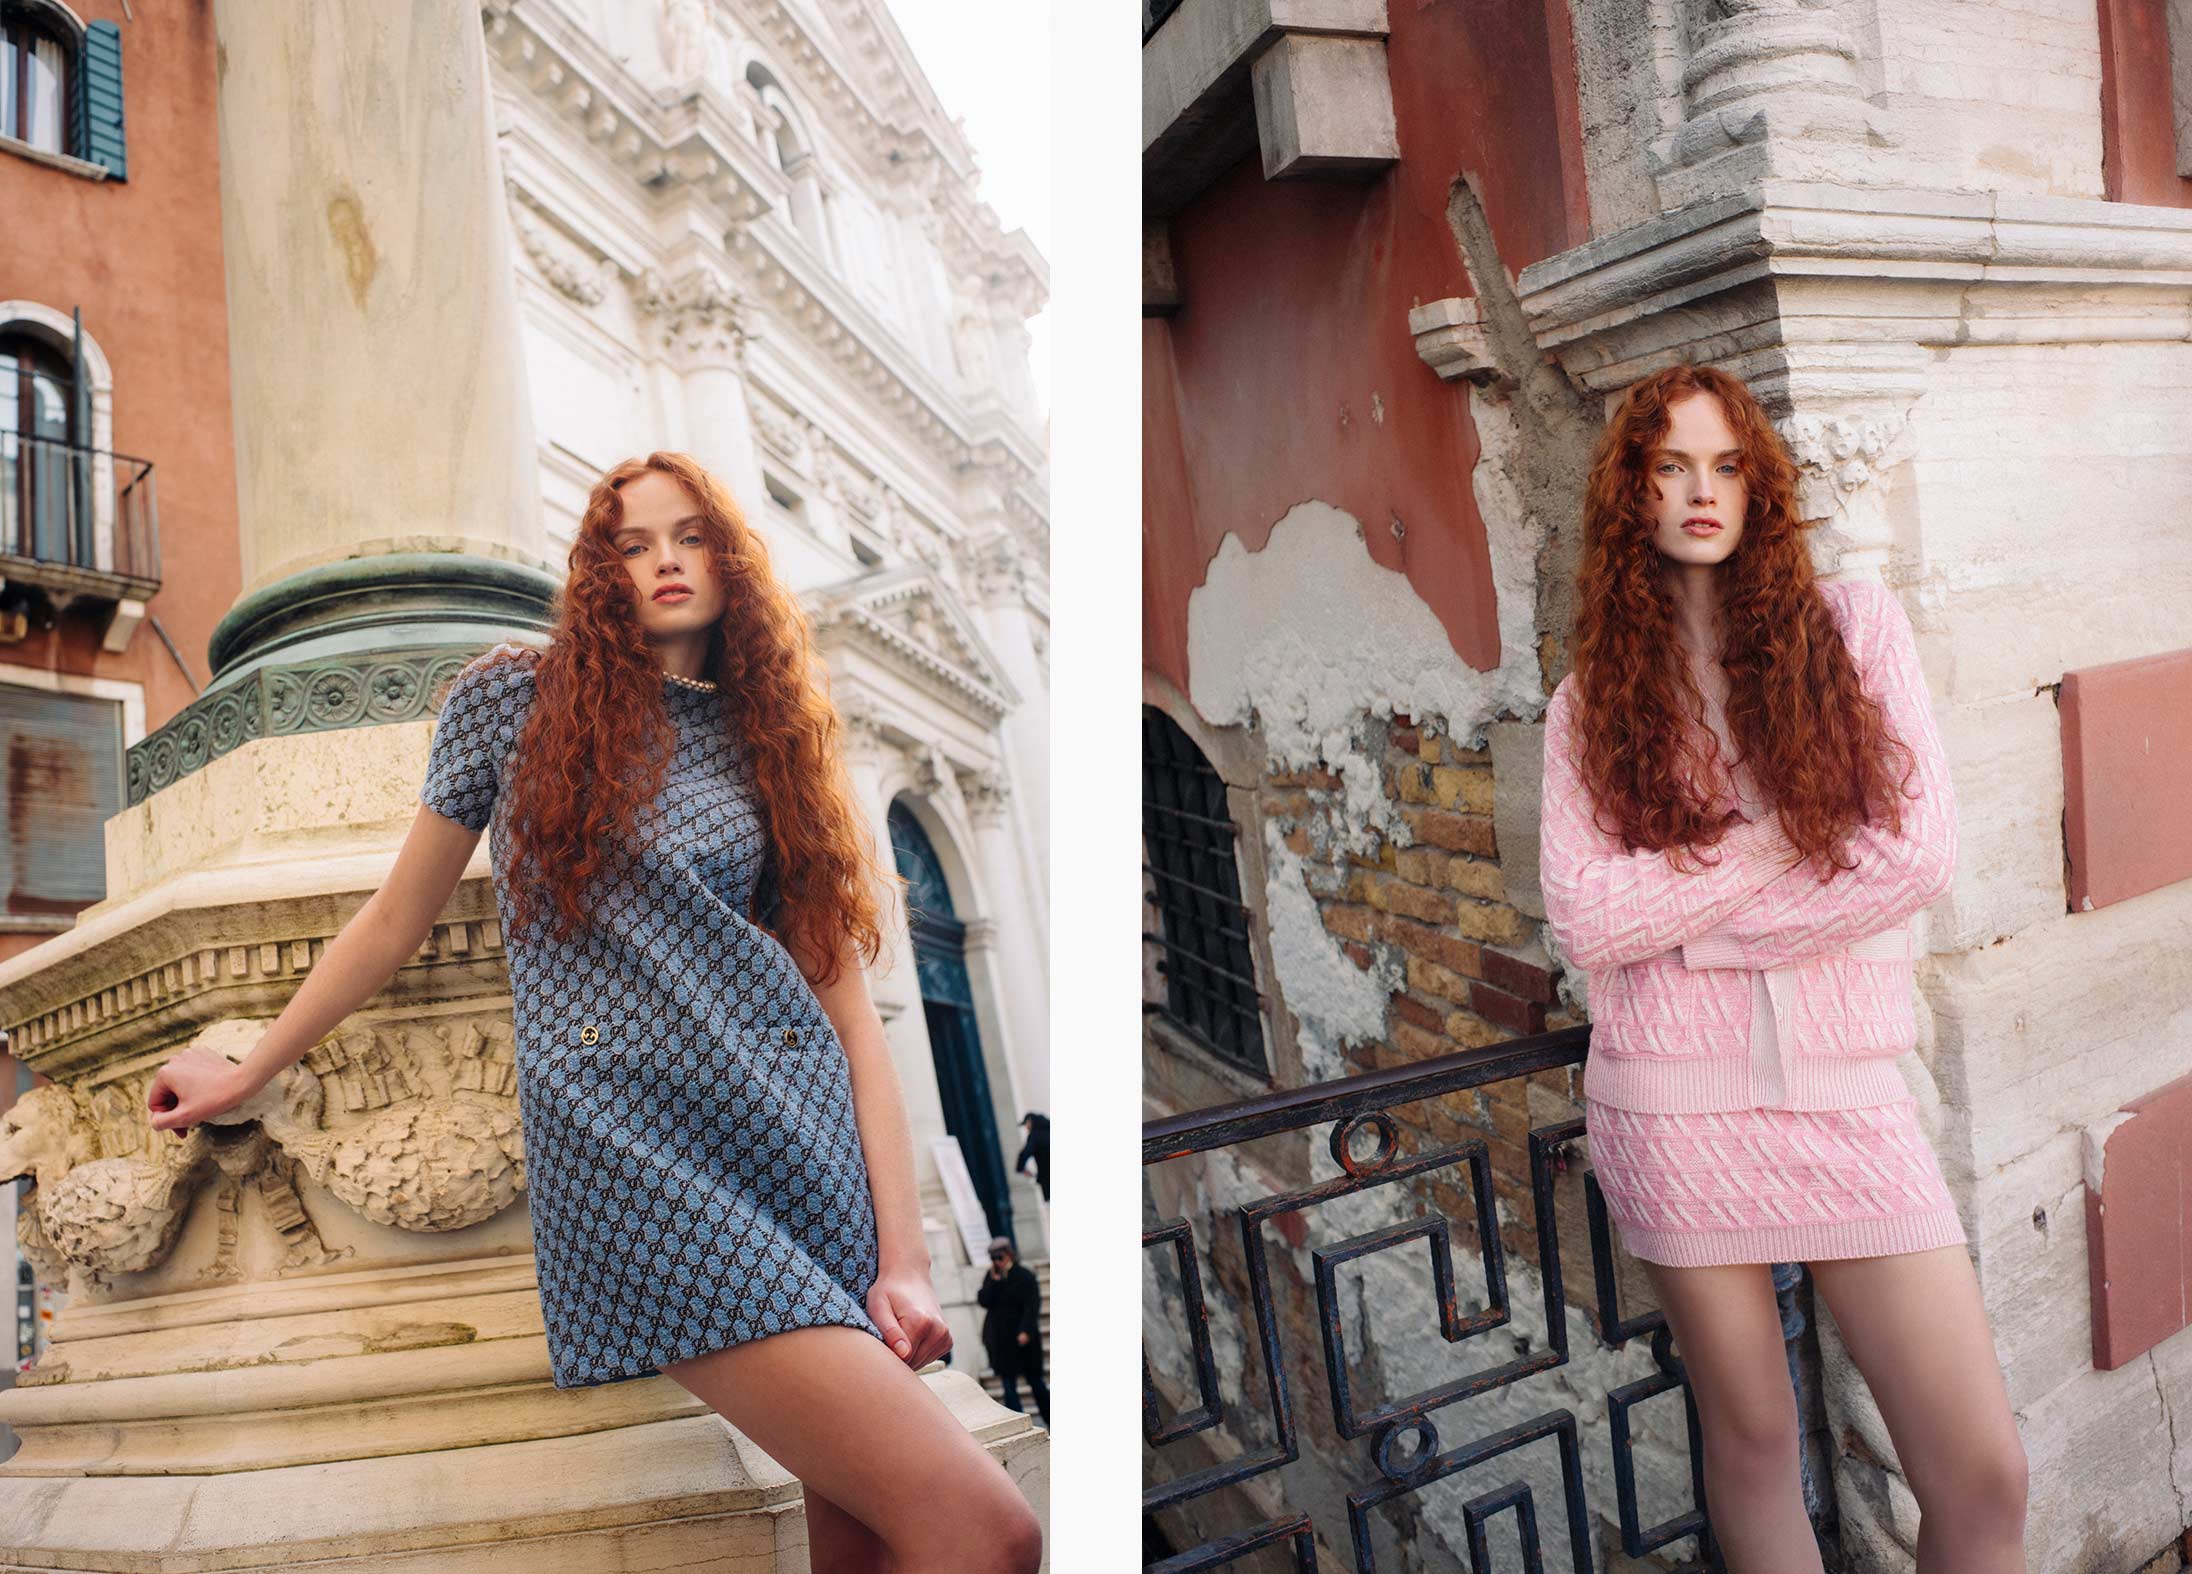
{"left": 661, "top": 1323, "right": 1043, "bottom": 1574}
{"left": 1643, "top": 1260, "right": 1826, "bottom": 1574}
{"left": 801, "top": 1487, "right": 895, "bottom": 1572}
{"left": 1807, "top": 1246, "right": 2027, "bottom": 1573}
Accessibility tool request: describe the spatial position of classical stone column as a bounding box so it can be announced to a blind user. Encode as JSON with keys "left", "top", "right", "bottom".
{"left": 209, "top": 0, "right": 558, "bottom": 684}
{"left": 961, "top": 766, "right": 1049, "bottom": 1118}
{"left": 636, "top": 258, "right": 770, "bottom": 521}
{"left": 966, "top": 508, "right": 1051, "bottom": 903}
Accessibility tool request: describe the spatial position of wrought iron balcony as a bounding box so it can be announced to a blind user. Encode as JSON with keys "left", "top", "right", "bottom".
{"left": 1142, "top": 1025, "right": 1835, "bottom": 1571}
{"left": 0, "top": 430, "right": 162, "bottom": 631}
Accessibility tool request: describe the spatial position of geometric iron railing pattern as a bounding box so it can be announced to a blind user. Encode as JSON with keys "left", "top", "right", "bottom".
{"left": 1143, "top": 1025, "right": 1737, "bottom": 1573}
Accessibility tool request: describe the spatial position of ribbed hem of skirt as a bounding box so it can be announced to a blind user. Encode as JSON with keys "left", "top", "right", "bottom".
{"left": 1619, "top": 1207, "right": 1968, "bottom": 1268}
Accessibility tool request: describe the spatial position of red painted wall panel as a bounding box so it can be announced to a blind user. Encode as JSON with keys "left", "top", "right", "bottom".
{"left": 2096, "top": 0, "right": 2192, "bottom": 208}
{"left": 2086, "top": 1071, "right": 2192, "bottom": 1370}
{"left": 2060, "top": 645, "right": 2192, "bottom": 912}
{"left": 1142, "top": 0, "right": 1588, "bottom": 698}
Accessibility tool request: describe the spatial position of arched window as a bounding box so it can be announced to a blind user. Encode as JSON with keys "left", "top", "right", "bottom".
{"left": 744, "top": 62, "right": 833, "bottom": 264}
{"left": 1142, "top": 707, "right": 1267, "bottom": 1071}
{"left": 0, "top": 329, "right": 78, "bottom": 562}
{"left": 0, "top": 7, "right": 125, "bottom": 176}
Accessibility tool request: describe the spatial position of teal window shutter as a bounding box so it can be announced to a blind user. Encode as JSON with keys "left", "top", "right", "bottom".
{"left": 77, "top": 21, "right": 124, "bottom": 180}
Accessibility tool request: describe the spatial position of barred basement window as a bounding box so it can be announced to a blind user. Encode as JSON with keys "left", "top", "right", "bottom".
{"left": 1142, "top": 706, "right": 1265, "bottom": 1072}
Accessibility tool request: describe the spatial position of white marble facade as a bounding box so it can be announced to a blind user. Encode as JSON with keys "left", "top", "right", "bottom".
{"left": 481, "top": 0, "right": 1051, "bottom": 1302}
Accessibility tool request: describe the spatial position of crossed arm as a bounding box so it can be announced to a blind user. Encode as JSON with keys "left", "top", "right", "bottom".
{"left": 1539, "top": 581, "right": 1958, "bottom": 974}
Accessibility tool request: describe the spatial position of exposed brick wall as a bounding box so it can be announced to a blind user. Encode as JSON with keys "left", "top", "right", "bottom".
{"left": 1257, "top": 712, "right": 1588, "bottom": 1276}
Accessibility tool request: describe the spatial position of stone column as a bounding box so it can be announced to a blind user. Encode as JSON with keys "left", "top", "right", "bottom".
{"left": 961, "top": 766, "right": 1049, "bottom": 1117}
{"left": 636, "top": 258, "right": 769, "bottom": 522}
{"left": 967, "top": 512, "right": 1051, "bottom": 903}
{"left": 209, "top": 0, "right": 557, "bottom": 684}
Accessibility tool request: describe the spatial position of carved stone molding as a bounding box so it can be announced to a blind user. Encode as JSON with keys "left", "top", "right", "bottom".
{"left": 508, "top": 186, "right": 617, "bottom": 306}
{"left": 0, "top": 1013, "right": 526, "bottom": 1300}
{"left": 808, "top": 565, "right": 1019, "bottom": 726}
{"left": 125, "top": 645, "right": 528, "bottom": 807}
{"left": 633, "top": 264, "right": 753, "bottom": 369}
{"left": 958, "top": 766, "right": 1012, "bottom": 828}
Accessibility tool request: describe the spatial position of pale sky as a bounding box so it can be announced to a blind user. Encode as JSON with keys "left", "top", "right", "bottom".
{"left": 881, "top": 0, "right": 1054, "bottom": 422}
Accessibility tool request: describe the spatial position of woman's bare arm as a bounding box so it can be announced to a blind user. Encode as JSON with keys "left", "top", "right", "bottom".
{"left": 148, "top": 805, "right": 485, "bottom": 1130}
{"left": 798, "top": 939, "right": 950, "bottom": 1367}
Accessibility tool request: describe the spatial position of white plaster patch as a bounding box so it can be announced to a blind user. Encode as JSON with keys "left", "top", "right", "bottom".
{"left": 1187, "top": 496, "right": 1543, "bottom": 845}
{"left": 1262, "top": 819, "right": 1397, "bottom": 1078}
{"left": 2081, "top": 1109, "right": 2135, "bottom": 1195}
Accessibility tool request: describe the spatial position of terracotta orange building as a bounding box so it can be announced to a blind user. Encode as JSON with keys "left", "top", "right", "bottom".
{"left": 0, "top": 0, "right": 235, "bottom": 975}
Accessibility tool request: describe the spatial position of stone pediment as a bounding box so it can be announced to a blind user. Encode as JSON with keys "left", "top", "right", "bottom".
{"left": 805, "top": 566, "right": 1017, "bottom": 725}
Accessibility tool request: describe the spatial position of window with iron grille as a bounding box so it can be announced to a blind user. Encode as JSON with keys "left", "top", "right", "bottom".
{"left": 1142, "top": 707, "right": 1266, "bottom": 1072}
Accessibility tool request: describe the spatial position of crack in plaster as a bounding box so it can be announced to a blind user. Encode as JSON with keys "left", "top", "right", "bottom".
{"left": 2153, "top": 1348, "right": 2191, "bottom": 1527}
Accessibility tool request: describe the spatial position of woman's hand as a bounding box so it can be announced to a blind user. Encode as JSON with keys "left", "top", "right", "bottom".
{"left": 146, "top": 1048, "right": 253, "bottom": 1136}
{"left": 865, "top": 1264, "right": 953, "bottom": 1369}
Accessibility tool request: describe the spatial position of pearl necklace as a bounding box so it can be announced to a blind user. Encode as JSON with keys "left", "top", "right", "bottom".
{"left": 663, "top": 670, "right": 718, "bottom": 691}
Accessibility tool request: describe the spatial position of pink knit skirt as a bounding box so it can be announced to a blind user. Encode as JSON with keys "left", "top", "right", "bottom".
{"left": 1583, "top": 1096, "right": 1967, "bottom": 1267}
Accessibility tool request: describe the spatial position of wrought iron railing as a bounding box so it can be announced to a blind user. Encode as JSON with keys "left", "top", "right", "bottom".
{"left": 0, "top": 430, "right": 160, "bottom": 588}
{"left": 1144, "top": 1025, "right": 1741, "bottom": 1572}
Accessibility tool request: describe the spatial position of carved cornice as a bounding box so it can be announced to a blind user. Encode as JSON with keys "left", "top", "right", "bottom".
{"left": 1516, "top": 182, "right": 2192, "bottom": 390}
{"left": 485, "top": 0, "right": 1046, "bottom": 486}
{"left": 125, "top": 647, "right": 515, "bottom": 806}
{"left": 508, "top": 183, "right": 618, "bottom": 305}
{"left": 807, "top": 566, "right": 1017, "bottom": 725}
{"left": 0, "top": 913, "right": 505, "bottom": 1067}
{"left": 484, "top": 3, "right": 782, "bottom": 224}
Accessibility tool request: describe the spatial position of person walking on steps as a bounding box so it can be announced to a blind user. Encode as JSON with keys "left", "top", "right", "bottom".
{"left": 1538, "top": 365, "right": 2026, "bottom": 1572}
{"left": 145, "top": 452, "right": 1043, "bottom": 1574}
{"left": 1013, "top": 1110, "right": 1049, "bottom": 1202}
{"left": 977, "top": 1236, "right": 1048, "bottom": 1428}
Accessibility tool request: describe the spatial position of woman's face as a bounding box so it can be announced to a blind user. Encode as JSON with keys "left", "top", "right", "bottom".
{"left": 1645, "top": 392, "right": 1748, "bottom": 568}
{"left": 613, "top": 470, "right": 729, "bottom": 637}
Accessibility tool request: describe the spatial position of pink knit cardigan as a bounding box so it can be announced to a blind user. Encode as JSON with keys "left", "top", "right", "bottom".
{"left": 1538, "top": 577, "right": 1959, "bottom": 1114}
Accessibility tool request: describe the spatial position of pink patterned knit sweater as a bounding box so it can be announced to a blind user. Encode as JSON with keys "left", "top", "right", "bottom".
{"left": 1538, "top": 577, "right": 1960, "bottom": 1115}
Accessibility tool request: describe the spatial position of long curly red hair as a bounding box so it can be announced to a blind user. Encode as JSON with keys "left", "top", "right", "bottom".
{"left": 484, "top": 452, "right": 894, "bottom": 986}
{"left": 1567, "top": 364, "right": 1916, "bottom": 880}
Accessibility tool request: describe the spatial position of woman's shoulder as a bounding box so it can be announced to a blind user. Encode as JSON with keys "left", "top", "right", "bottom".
{"left": 451, "top": 642, "right": 541, "bottom": 699}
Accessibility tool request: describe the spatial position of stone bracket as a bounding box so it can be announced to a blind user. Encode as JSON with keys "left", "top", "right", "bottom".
{"left": 1143, "top": 0, "right": 1393, "bottom": 216}
{"left": 1406, "top": 297, "right": 1506, "bottom": 387}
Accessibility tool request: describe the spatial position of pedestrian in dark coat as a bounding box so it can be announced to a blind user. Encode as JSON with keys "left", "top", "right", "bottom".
{"left": 1014, "top": 1111, "right": 1049, "bottom": 1201}
{"left": 977, "top": 1236, "right": 1048, "bottom": 1427}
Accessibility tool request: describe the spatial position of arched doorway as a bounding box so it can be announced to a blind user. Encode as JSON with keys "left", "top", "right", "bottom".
{"left": 888, "top": 799, "right": 1014, "bottom": 1245}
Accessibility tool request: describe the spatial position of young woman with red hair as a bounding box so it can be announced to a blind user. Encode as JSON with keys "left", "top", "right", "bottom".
{"left": 1538, "top": 367, "right": 2026, "bottom": 1571}
{"left": 146, "top": 453, "right": 1043, "bottom": 1573}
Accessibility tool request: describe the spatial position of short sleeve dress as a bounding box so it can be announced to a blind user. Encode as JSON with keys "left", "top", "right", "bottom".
{"left": 419, "top": 643, "right": 884, "bottom": 1388}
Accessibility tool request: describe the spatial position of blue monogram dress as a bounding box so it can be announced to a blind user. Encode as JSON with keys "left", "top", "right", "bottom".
{"left": 418, "top": 643, "right": 883, "bottom": 1388}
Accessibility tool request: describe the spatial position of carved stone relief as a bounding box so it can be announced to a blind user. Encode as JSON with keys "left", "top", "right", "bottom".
{"left": 0, "top": 1013, "right": 528, "bottom": 1300}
